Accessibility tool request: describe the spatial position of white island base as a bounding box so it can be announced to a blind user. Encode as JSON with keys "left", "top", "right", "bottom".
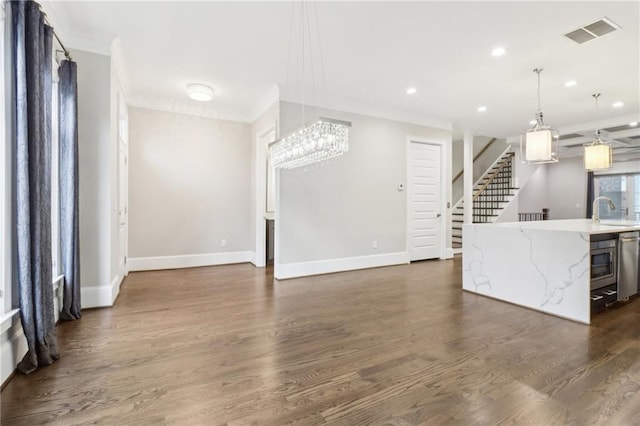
{"left": 461, "top": 219, "right": 639, "bottom": 325}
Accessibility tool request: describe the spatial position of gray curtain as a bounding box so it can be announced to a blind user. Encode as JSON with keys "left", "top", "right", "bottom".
{"left": 12, "top": 0, "right": 59, "bottom": 374}
{"left": 58, "top": 60, "right": 81, "bottom": 320}
{"left": 586, "top": 171, "right": 594, "bottom": 219}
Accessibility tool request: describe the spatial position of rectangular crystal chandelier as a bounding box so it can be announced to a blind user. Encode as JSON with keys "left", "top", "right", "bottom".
{"left": 269, "top": 118, "right": 351, "bottom": 170}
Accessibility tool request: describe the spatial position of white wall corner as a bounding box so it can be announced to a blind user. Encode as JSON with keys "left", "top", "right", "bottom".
{"left": 110, "top": 38, "right": 131, "bottom": 99}
{"left": 249, "top": 84, "right": 281, "bottom": 123}
{"left": 128, "top": 251, "right": 254, "bottom": 272}
{"left": 275, "top": 251, "right": 408, "bottom": 280}
{"left": 81, "top": 274, "right": 122, "bottom": 309}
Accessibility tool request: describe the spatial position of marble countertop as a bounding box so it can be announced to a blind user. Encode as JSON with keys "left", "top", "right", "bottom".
{"left": 465, "top": 219, "right": 640, "bottom": 235}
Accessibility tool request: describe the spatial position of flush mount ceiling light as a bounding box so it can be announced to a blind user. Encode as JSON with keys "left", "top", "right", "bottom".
{"left": 630, "top": 121, "right": 639, "bottom": 127}
{"left": 584, "top": 94, "right": 612, "bottom": 171}
{"left": 269, "top": 2, "right": 349, "bottom": 170}
{"left": 477, "top": 105, "right": 487, "bottom": 112}
{"left": 521, "top": 68, "right": 559, "bottom": 164}
{"left": 187, "top": 83, "right": 214, "bottom": 101}
{"left": 406, "top": 87, "right": 417, "bottom": 95}
{"left": 612, "top": 101, "right": 624, "bottom": 108}
{"left": 564, "top": 80, "right": 577, "bottom": 87}
{"left": 491, "top": 47, "right": 506, "bottom": 57}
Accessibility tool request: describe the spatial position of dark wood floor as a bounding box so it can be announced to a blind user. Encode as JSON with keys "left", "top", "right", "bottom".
{"left": 3, "top": 257, "right": 640, "bottom": 425}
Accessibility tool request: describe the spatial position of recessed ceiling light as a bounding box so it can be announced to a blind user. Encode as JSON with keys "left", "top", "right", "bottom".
{"left": 491, "top": 47, "right": 506, "bottom": 57}
{"left": 406, "top": 87, "right": 417, "bottom": 95}
{"left": 612, "top": 101, "right": 624, "bottom": 108}
{"left": 630, "top": 121, "right": 639, "bottom": 127}
{"left": 477, "top": 106, "right": 487, "bottom": 112}
{"left": 187, "top": 83, "right": 214, "bottom": 101}
{"left": 564, "top": 80, "right": 577, "bottom": 87}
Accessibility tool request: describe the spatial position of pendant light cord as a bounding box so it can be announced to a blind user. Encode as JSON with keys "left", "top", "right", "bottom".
{"left": 534, "top": 68, "right": 543, "bottom": 114}
{"left": 593, "top": 93, "right": 602, "bottom": 141}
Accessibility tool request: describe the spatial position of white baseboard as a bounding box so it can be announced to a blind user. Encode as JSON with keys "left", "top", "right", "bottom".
{"left": 275, "top": 251, "right": 409, "bottom": 280}
{"left": 1, "top": 321, "right": 27, "bottom": 386}
{"left": 82, "top": 274, "right": 122, "bottom": 308}
{"left": 444, "top": 248, "right": 455, "bottom": 259}
{"left": 127, "top": 251, "right": 254, "bottom": 272}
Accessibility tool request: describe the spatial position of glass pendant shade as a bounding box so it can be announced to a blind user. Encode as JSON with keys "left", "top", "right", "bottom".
{"left": 584, "top": 131, "right": 612, "bottom": 170}
{"left": 520, "top": 115, "right": 559, "bottom": 163}
{"left": 521, "top": 68, "right": 559, "bottom": 164}
{"left": 583, "top": 94, "right": 612, "bottom": 171}
{"left": 269, "top": 118, "right": 351, "bottom": 170}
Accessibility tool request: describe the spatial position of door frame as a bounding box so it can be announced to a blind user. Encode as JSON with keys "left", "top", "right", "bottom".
{"left": 405, "top": 136, "right": 451, "bottom": 261}
{"left": 254, "top": 124, "right": 277, "bottom": 267}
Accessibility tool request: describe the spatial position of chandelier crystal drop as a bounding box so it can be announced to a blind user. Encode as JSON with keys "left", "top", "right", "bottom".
{"left": 520, "top": 68, "right": 559, "bottom": 164}
{"left": 270, "top": 118, "right": 351, "bottom": 170}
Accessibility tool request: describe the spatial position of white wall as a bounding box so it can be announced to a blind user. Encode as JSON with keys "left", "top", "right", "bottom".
{"left": 127, "top": 107, "right": 252, "bottom": 270}
{"left": 547, "top": 157, "right": 588, "bottom": 219}
{"left": 511, "top": 156, "right": 589, "bottom": 221}
{"left": 516, "top": 163, "right": 548, "bottom": 213}
{"left": 276, "top": 101, "right": 451, "bottom": 278}
{"left": 73, "top": 49, "right": 120, "bottom": 307}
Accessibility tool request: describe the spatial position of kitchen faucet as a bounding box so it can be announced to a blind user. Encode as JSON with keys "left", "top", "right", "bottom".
{"left": 592, "top": 196, "right": 615, "bottom": 223}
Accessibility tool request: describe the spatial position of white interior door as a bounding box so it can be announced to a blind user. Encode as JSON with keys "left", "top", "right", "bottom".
{"left": 409, "top": 141, "right": 441, "bottom": 261}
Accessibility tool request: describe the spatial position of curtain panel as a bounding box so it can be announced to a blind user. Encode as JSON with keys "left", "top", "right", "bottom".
{"left": 58, "top": 59, "right": 81, "bottom": 320}
{"left": 12, "top": 0, "right": 59, "bottom": 374}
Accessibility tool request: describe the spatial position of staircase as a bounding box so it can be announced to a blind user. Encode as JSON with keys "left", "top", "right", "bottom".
{"left": 452, "top": 151, "right": 517, "bottom": 248}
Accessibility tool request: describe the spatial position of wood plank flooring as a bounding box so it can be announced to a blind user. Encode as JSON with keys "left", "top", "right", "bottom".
{"left": 2, "top": 257, "right": 640, "bottom": 425}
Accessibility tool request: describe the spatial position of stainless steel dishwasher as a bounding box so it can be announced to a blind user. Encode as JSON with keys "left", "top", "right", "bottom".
{"left": 618, "top": 232, "right": 639, "bottom": 301}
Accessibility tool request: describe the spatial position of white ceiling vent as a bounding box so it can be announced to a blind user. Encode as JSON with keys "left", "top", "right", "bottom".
{"left": 564, "top": 17, "right": 621, "bottom": 44}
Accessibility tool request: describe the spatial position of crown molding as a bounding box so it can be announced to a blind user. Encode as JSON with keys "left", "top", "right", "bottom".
{"left": 280, "top": 94, "right": 453, "bottom": 131}
{"left": 249, "top": 84, "right": 280, "bottom": 123}
{"left": 127, "top": 95, "right": 252, "bottom": 123}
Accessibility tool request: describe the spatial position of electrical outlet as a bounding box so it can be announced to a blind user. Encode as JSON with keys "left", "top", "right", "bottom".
{"left": 221, "top": 239, "right": 227, "bottom": 247}
{"left": 372, "top": 240, "right": 378, "bottom": 249}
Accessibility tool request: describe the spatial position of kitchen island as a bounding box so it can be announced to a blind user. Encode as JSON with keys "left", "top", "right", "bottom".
{"left": 462, "top": 219, "right": 640, "bottom": 324}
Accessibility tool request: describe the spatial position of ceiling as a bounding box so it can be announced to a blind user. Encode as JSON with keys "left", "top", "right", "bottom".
{"left": 43, "top": 1, "right": 639, "bottom": 146}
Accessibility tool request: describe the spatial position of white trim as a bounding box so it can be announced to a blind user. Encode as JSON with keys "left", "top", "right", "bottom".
{"left": 280, "top": 94, "right": 453, "bottom": 132}
{"left": 127, "top": 95, "right": 251, "bottom": 124}
{"left": 1, "top": 321, "right": 27, "bottom": 386}
{"left": 249, "top": 84, "right": 280, "bottom": 123}
{"left": 406, "top": 136, "right": 449, "bottom": 261}
{"left": 0, "top": 309, "right": 18, "bottom": 335}
{"left": 443, "top": 248, "right": 454, "bottom": 259}
{"left": 81, "top": 275, "right": 122, "bottom": 308}
{"left": 275, "top": 251, "right": 408, "bottom": 280}
{"left": 128, "top": 251, "right": 254, "bottom": 272}
{"left": 254, "top": 126, "right": 277, "bottom": 268}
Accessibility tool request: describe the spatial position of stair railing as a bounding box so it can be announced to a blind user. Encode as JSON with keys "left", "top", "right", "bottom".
{"left": 472, "top": 153, "right": 514, "bottom": 222}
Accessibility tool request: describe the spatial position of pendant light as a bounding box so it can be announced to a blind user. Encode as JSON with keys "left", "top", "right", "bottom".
{"left": 584, "top": 93, "right": 613, "bottom": 171}
{"left": 520, "top": 68, "right": 559, "bottom": 163}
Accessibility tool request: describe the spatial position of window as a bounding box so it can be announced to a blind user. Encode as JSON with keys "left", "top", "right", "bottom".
{"left": 1, "top": 0, "right": 8, "bottom": 314}
{"left": 594, "top": 174, "right": 640, "bottom": 221}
